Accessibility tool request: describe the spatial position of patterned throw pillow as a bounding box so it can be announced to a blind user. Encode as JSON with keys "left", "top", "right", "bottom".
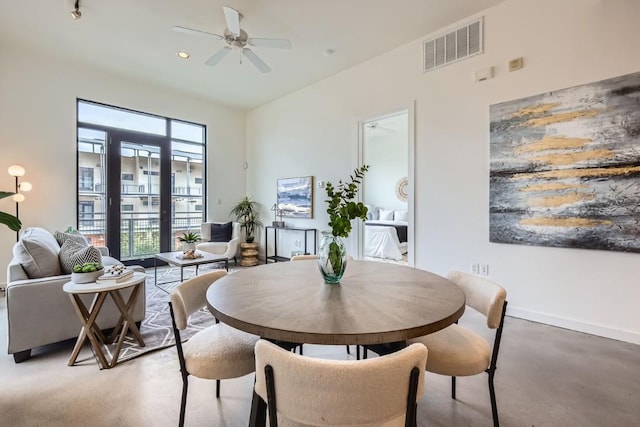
{"left": 54, "top": 230, "right": 88, "bottom": 248}
{"left": 59, "top": 239, "right": 102, "bottom": 274}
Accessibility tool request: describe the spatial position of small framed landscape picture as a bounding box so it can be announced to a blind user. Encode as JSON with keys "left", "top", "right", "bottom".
{"left": 277, "top": 176, "right": 313, "bottom": 218}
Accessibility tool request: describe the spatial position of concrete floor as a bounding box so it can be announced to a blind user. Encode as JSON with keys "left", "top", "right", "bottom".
{"left": 1, "top": 292, "right": 639, "bottom": 426}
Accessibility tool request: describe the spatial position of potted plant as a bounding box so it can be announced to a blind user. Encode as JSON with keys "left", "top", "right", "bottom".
{"left": 179, "top": 231, "right": 201, "bottom": 251}
{"left": 71, "top": 262, "right": 104, "bottom": 284}
{"left": 230, "top": 196, "right": 263, "bottom": 243}
{"left": 0, "top": 191, "right": 21, "bottom": 232}
{"left": 319, "top": 165, "right": 369, "bottom": 284}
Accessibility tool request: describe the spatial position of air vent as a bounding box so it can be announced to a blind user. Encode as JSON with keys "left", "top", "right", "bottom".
{"left": 423, "top": 17, "right": 484, "bottom": 72}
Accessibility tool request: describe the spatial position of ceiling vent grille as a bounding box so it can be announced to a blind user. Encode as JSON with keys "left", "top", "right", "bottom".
{"left": 423, "top": 17, "right": 484, "bottom": 73}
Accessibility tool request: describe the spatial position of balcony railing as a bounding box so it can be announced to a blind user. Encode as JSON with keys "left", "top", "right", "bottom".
{"left": 78, "top": 211, "right": 203, "bottom": 259}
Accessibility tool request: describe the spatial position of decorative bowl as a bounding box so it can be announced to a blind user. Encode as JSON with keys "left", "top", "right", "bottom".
{"left": 71, "top": 268, "right": 104, "bottom": 284}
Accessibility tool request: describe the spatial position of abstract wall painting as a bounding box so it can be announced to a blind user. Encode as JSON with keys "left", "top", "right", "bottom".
{"left": 490, "top": 71, "right": 640, "bottom": 253}
{"left": 277, "top": 176, "right": 313, "bottom": 218}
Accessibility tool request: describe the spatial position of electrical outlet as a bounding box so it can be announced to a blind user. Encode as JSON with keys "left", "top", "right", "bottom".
{"left": 471, "top": 263, "right": 480, "bottom": 275}
{"left": 481, "top": 264, "right": 489, "bottom": 275}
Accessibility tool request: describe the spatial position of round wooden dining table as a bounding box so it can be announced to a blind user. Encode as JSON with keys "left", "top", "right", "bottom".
{"left": 206, "top": 259, "right": 466, "bottom": 346}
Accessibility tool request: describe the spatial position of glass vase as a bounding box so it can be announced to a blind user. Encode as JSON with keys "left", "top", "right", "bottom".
{"left": 317, "top": 231, "right": 348, "bottom": 284}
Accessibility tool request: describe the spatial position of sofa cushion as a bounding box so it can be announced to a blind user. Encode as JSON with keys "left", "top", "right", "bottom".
{"left": 59, "top": 239, "right": 102, "bottom": 274}
{"left": 210, "top": 221, "right": 233, "bottom": 242}
{"left": 13, "top": 227, "right": 62, "bottom": 279}
{"left": 54, "top": 231, "right": 89, "bottom": 248}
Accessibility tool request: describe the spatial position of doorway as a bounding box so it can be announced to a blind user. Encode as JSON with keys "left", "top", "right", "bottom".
{"left": 358, "top": 108, "right": 414, "bottom": 265}
{"left": 77, "top": 100, "right": 206, "bottom": 267}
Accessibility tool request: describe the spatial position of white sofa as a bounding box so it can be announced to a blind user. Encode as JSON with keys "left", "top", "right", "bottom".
{"left": 196, "top": 221, "right": 241, "bottom": 265}
{"left": 5, "top": 227, "right": 145, "bottom": 363}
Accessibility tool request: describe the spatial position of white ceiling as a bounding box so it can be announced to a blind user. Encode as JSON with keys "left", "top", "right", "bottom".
{"left": 0, "top": 0, "right": 506, "bottom": 110}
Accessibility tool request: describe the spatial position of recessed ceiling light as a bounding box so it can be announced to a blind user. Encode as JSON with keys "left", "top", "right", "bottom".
{"left": 177, "top": 51, "right": 190, "bottom": 59}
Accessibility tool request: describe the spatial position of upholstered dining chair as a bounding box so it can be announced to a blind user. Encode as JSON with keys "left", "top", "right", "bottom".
{"left": 289, "top": 254, "right": 318, "bottom": 261}
{"left": 253, "top": 339, "right": 428, "bottom": 427}
{"left": 408, "top": 271, "right": 508, "bottom": 427}
{"left": 169, "top": 270, "right": 259, "bottom": 427}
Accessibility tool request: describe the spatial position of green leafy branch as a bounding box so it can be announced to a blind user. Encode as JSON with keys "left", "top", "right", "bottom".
{"left": 0, "top": 191, "right": 21, "bottom": 232}
{"left": 325, "top": 165, "right": 369, "bottom": 238}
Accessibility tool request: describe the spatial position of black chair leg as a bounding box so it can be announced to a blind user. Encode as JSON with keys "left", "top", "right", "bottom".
{"left": 346, "top": 345, "right": 351, "bottom": 355}
{"left": 488, "top": 371, "right": 499, "bottom": 427}
{"left": 179, "top": 378, "right": 188, "bottom": 427}
{"left": 451, "top": 376, "right": 456, "bottom": 399}
{"left": 216, "top": 379, "right": 221, "bottom": 398}
{"left": 356, "top": 345, "right": 360, "bottom": 360}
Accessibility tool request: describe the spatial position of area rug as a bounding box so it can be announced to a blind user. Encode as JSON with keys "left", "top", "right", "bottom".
{"left": 102, "top": 263, "right": 233, "bottom": 365}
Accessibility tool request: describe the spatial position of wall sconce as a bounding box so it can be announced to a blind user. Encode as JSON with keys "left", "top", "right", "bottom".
{"left": 8, "top": 164, "right": 32, "bottom": 241}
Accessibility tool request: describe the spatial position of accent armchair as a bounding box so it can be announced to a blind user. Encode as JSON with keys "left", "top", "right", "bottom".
{"left": 196, "top": 222, "right": 241, "bottom": 266}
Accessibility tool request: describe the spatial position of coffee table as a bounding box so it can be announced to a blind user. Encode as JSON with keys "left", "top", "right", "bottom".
{"left": 154, "top": 251, "right": 228, "bottom": 292}
{"left": 63, "top": 272, "right": 146, "bottom": 369}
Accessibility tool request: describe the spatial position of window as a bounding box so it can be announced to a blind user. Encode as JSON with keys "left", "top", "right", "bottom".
{"left": 77, "top": 99, "right": 206, "bottom": 262}
{"left": 79, "top": 167, "right": 94, "bottom": 191}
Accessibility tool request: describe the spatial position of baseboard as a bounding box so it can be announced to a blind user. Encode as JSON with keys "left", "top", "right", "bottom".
{"left": 507, "top": 306, "right": 640, "bottom": 346}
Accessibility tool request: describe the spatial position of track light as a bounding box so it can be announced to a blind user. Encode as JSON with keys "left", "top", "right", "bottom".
{"left": 71, "top": 0, "right": 81, "bottom": 19}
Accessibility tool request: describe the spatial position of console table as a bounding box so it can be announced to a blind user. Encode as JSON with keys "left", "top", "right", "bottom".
{"left": 264, "top": 226, "right": 317, "bottom": 264}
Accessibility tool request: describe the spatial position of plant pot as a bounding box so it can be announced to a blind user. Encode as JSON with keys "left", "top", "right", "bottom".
{"left": 317, "top": 232, "right": 347, "bottom": 284}
{"left": 182, "top": 242, "right": 196, "bottom": 252}
{"left": 71, "top": 268, "right": 104, "bottom": 284}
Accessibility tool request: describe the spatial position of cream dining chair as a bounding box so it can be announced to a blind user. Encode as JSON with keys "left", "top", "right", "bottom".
{"left": 408, "top": 271, "right": 508, "bottom": 427}
{"left": 289, "top": 254, "right": 318, "bottom": 261}
{"left": 253, "top": 339, "right": 428, "bottom": 427}
{"left": 169, "top": 270, "right": 259, "bottom": 427}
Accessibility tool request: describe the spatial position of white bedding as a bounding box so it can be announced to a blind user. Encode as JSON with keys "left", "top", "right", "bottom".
{"left": 364, "top": 220, "right": 408, "bottom": 260}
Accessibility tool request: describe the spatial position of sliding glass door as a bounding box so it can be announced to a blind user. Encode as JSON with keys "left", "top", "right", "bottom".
{"left": 77, "top": 100, "right": 206, "bottom": 267}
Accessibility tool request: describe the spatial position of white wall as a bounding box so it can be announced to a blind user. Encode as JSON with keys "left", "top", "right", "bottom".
{"left": 0, "top": 47, "right": 247, "bottom": 276}
{"left": 247, "top": 0, "right": 640, "bottom": 344}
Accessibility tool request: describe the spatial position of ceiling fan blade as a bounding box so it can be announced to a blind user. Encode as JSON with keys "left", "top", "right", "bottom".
{"left": 172, "top": 26, "right": 223, "bottom": 40}
{"left": 248, "top": 38, "right": 292, "bottom": 49}
{"left": 205, "top": 47, "right": 232, "bottom": 66}
{"left": 223, "top": 6, "right": 241, "bottom": 37}
{"left": 242, "top": 48, "right": 271, "bottom": 73}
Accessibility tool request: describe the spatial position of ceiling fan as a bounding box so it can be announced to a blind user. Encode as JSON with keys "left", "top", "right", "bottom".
{"left": 173, "top": 6, "right": 292, "bottom": 73}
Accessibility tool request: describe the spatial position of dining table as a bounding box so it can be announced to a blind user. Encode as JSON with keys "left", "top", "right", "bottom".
{"left": 205, "top": 259, "right": 466, "bottom": 426}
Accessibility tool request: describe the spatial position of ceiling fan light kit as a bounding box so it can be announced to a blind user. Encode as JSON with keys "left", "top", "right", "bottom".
{"left": 173, "top": 6, "right": 292, "bottom": 73}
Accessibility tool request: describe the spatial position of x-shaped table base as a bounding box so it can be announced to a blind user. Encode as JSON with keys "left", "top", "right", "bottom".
{"left": 67, "top": 280, "right": 144, "bottom": 369}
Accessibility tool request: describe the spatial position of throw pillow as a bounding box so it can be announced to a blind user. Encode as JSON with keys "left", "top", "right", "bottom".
{"left": 379, "top": 208, "right": 394, "bottom": 221}
{"left": 365, "top": 204, "right": 379, "bottom": 220}
{"left": 394, "top": 210, "right": 408, "bottom": 222}
{"left": 13, "top": 227, "right": 62, "bottom": 278}
{"left": 210, "top": 222, "right": 233, "bottom": 242}
{"left": 59, "top": 239, "right": 102, "bottom": 274}
{"left": 54, "top": 230, "right": 89, "bottom": 248}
